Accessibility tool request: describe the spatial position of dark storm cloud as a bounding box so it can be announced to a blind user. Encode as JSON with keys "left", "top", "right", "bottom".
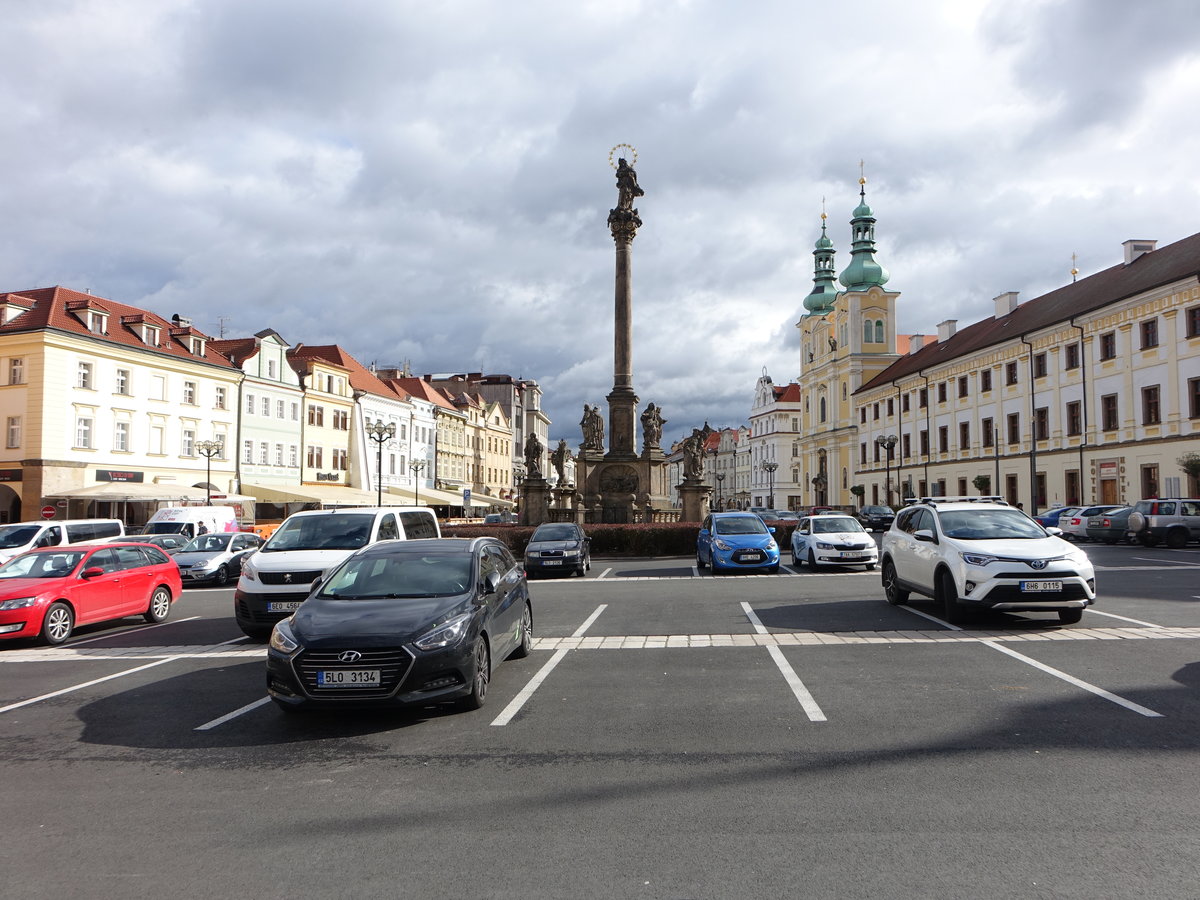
{"left": 1, "top": 0, "right": 1197, "bottom": 442}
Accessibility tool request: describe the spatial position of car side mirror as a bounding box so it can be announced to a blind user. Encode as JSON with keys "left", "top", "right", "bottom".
{"left": 483, "top": 572, "right": 501, "bottom": 596}
{"left": 81, "top": 566, "right": 105, "bottom": 579}
{"left": 914, "top": 529, "right": 936, "bottom": 544}
{"left": 1046, "top": 527, "right": 1063, "bottom": 536}
{"left": 768, "top": 526, "right": 776, "bottom": 534}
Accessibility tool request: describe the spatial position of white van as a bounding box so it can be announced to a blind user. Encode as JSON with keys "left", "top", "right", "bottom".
{"left": 0, "top": 518, "right": 125, "bottom": 566}
{"left": 144, "top": 506, "right": 238, "bottom": 540}
{"left": 233, "top": 506, "right": 440, "bottom": 638}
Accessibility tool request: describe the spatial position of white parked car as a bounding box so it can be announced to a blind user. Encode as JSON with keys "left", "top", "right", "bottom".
{"left": 880, "top": 497, "right": 1095, "bottom": 625}
{"left": 1058, "top": 505, "right": 1123, "bottom": 541}
{"left": 790, "top": 514, "right": 878, "bottom": 570}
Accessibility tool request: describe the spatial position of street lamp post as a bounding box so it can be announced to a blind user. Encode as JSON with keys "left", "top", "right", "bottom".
{"left": 365, "top": 420, "right": 397, "bottom": 507}
{"left": 761, "top": 461, "right": 779, "bottom": 509}
{"left": 874, "top": 434, "right": 898, "bottom": 506}
{"left": 195, "top": 440, "right": 223, "bottom": 505}
{"left": 715, "top": 471, "right": 726, "bottom": 510}
{"left": 513, "top": 464, "right": 526, "bottom": 514}
{"left": 410, "top": 458, "right": 427, "bottom": 506}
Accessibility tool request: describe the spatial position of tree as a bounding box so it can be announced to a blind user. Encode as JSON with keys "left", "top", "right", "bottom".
{"left": 1179, "top": 452, "right": 1200, "bottom": 493}
{"left": 849, "top": 484, "right": 865, "bottom": 507}
{"left": 972, "top": 474, "right": 991, "bottom": 495}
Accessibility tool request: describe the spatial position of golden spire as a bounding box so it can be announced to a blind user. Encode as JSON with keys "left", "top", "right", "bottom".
{"left": 858, "top": 159, "right": 866, "bottom": 186}
{"left": 1071, "top": 252, "right": 1079, "bottom": 283}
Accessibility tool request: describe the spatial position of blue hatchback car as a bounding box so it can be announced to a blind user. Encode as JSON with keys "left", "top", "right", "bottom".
{"left": 696, "top": 512, "right": 781, "bottom": 575}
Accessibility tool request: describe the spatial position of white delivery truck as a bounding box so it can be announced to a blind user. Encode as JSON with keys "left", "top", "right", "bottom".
{"left": 144, "top": 506, "right": 239, "bottom": 540}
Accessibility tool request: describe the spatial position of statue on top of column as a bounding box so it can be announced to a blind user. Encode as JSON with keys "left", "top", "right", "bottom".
{"left": 524, "top": 432, "right": 544, "bottom": 479}
{"left": 615, "top": 158, "right": 644, "bottom": 212}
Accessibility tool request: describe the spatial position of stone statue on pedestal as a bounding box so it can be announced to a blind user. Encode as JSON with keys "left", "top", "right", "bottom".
{"left": 524, "top": 432, "right": 544, "bottom": 478}
{"left": 580, "top": 404, "right": 604, "bottom": 451}
{"left": 641, "top": 403, "right": 665, "bottom": 449}
{"left": 551, "top": 439, "right": 571, "bottom": 485}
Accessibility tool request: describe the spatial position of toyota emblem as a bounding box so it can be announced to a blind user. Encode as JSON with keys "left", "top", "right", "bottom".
{"left": 1029, "top": 559, "right": 1047, "bottom": 570}
{"left": 338, "top": 650, "right": 362, "bottom": 663}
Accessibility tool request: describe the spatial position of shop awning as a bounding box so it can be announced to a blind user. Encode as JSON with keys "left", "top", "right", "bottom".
{"left": 475, "top": 494, "right": 516, "bottom": 509}
{"left": 243, "top": 482, "right": 407, "bottom": 508}
{"left": 389, "top": 485, "right": 466, "bottom": 507}
{"left": 45, "top": 483, "right": 255, "bottom": 505}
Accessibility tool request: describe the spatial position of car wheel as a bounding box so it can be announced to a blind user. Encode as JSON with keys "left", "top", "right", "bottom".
{"left": 938, "top": 570, "right": 966, "bottom": 624}
{"left": 1165, "top": 529, "right": 1188, "bottom": 549}
{"left": 1057, "top": 609, "right": 1084, "bottom": 625}
{"left": 767, "top": 564, "right": 780, "bottom": 574}
{"left": 213, "top": 564, "right": 229, "bottom": 587}
{"left": 143, "top": 587, "right": 172, "bottom": 623}
{"left": 882, "top": 561, "right": 908, "bottom": 605}
{"left": 509, "top": 603, "right": 533, "bottom": 659}
{"left": 790, "top": 547, "right": 800, "bottom": 567}
{"left": 807, "top": 548, "right": 817, "bottom": 570}
{"left": 459, "top": 637, "right": 490, "bottom": 710}
{"left": 696, "top": 550, "right": 707, "bottom": 570}
{"left": 41, "top": 601, "right": 74, "bottom": 645}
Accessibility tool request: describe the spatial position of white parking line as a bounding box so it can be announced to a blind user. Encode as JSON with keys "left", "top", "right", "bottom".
{"left": 0, "top": 658, "right": 179, "bottom": 714}
{"left": 597, "top": 567, "right": 613, "bottom": 580}
{"left": 983, "top": 641, "right": 1163, "bottom": 717}
{"left": 1130, "top": 557, "right": 1200, "bottom": 565}
{"left": 899, "top": 605, "right": 1163, "bottom": 716}
{"left": 67, "top": 616, "right": 202, "bottom": 646}
{"left": 1087, "top": 609, "right": 1163, "bottom": 628}
{"left": 742, "top": 602, "right": 826, "bottom": 722}
{"left": 491, "top": 604, "right": 607, "bottom": 727}
{"left": 195, "top": 697, "right": 272, "bottom": 731}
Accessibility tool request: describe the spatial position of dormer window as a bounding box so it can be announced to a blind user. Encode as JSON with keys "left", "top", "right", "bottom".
{"left": 143, "top": 325, "right": 160, "bottom": 346}
{"left": 189, "top": 336, "right": 206, "bottom": 356}
{"left": 88, "top": 311, "right": 108, "bottom": 335}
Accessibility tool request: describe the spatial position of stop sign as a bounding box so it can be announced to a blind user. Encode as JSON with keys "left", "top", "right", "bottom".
{"left": 41, "top": 506, "right": 56, "bottom": 519}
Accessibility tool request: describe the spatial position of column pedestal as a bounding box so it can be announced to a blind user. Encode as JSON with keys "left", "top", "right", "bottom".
{"left": 678, "top": 481, "right": 713, "bottom": 523}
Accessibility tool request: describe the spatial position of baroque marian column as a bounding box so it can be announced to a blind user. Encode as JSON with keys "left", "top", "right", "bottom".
{"left": 605, "top": 153, "right": 643, "bottom": 461}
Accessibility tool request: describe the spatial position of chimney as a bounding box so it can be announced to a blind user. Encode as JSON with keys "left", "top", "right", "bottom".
{"left": 1122, "top": 239, "right": 1157, "bottom": 265}
{"left": 937, "top": 319, "right": 958, "bottom": 342}
{"left": 171, "top": 313, "right": 192, "bottom": 328}
{"left": 993, "top": 291, "right": 1019, "bottom": 318}
{"left": 909, "top": 335, "right": 924, "bottom": 354}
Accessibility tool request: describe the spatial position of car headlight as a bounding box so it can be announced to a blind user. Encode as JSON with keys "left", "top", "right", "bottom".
{"left": 767, "top": 540, "right": 778, "bottom": 551}
{"left": 562, "top": 549, "right": 580, "bottom": 557}
{"left": 960, "top": 552, "right": 998, "bottom": 566}
{"left": 240, "top": 561, "right": 257, "bottom": 581}
{"left": 0, "top": 597, "right": 38, "bottom": 610}
{"left": 713, "top": 539, "right": 733, "bottom": 551}
{"left": 414, "top": 613, "right": 472, "bottom": 651}
{"left": 269, "top": 618, "right": 299, "bottom": 654}
{"left": 815, "top": 542, "right": 837, "bottom": 550}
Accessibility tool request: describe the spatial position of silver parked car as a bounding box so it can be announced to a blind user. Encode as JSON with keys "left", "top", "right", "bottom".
{"left": 174, "top": 532, "right": 263, "bottom": 586}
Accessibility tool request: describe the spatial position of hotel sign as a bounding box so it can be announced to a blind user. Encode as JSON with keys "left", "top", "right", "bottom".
{"left": 96, "top": 470, "right": 145, "bottom": 483}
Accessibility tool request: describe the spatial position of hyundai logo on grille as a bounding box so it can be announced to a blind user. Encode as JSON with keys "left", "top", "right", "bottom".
{"left": 338, "top": 650, "right": 362, "bottom": 663}
{"left": 1029, "top": 559, "right": 1047, "bottom": 570}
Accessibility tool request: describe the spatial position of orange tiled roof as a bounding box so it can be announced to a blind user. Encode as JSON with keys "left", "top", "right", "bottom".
{"left": 0, "top": 286, "right": 236, "bottom": 371}
{"left": 287, "top": 344, "right": 401, "bottom": 399}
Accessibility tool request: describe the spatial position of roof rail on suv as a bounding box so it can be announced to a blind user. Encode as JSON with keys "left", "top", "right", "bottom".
{"left": 908, "top": 496, "right": 1009, "bottom": 507}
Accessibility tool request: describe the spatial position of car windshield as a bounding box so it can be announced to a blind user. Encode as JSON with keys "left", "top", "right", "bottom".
{"left": 813, "top": 517, "right": 865, "bottom": 534}
{"left": 181, "top": 534, "right": 233, "bottom": 553}
{"left": 714, "top": 517, "right": 768, "bottom": 536}
{"left": 863, "top": 507, "right": 894, "bottom": 515}
{"left": 531, "top": 525, "right": 578, "bottom": 541}
{"left": 264, "top": 514, "right": 375, "bottom": 552}
{"left": 319, "top": 553, "right": 473, "bottom": 599}
{"left": 0, "top": 525, "right": 42, "bottom": 549}
{"left": 0, "top": 551, "right": 86, "bottom": 578}
{"left": 938, "top": 509, "right": 1048, "bottom": 540}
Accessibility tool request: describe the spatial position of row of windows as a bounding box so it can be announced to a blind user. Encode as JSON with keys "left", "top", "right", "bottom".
{"left": 859, "top": 378, "right": 1200, "bottom": 463}
{"left": 72, "top": 362, "right": 231, "bottom": 409}
{"left": 72, "top": 417, "right": 230, "bottom": 457}
{"left": 247, "top": 394, "right": 301, "bottom": 420}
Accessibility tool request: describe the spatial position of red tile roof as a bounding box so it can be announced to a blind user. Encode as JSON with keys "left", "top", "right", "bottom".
{"left": 385, "top": 377, "right": 459, "bottom": 412}
{"left": 859, "top": 231, "right": 1200, "bottom": 393}
{"left": 0, "top": 286, "right": 237, "bottom": 370}
{"left": 287, "top": 344, "right": 400, "bottom": 399}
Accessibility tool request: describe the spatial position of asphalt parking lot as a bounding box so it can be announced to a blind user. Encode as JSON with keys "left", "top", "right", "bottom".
{"left": 3, "top": 542, "right": 1200, "bottom": 899}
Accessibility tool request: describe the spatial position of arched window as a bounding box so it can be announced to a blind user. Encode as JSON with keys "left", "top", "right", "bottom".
{"left": 819, "top": 397, "right": 827, "bottom": 422}
{"left": 842, "top": 467, "right": 848, "bottom": 489}
{"left": 875, "top": 319, "right": 885, "bottom": 344}
{"left": 842, "top": 382, "right": 847, "bottom": 400}
{"left": 863, "top": 320, "right": 873, "bottom": 343}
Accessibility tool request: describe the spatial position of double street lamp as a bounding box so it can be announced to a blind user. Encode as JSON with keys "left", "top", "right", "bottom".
{"left": 195, "top": 440, "right": 223, "bottom": 505}
{"left": 761, "top": 461, "right": 779, "bottom": 509}
{"left": 874, "top": 434, "right": 898, "bottom": 506}
{"left": 365, "top": 420, "right": 396, "bottom": 507}
{"left": 715, "top": 471, "right": 726, "bottom": 510}
{"left": 410, "top": 458, "right": 427, "bottom": 506}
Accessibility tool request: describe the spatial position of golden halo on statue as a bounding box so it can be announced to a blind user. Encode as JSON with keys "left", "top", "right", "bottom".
{"left": 608, "top": 144, "right": 638, "bottom": 169}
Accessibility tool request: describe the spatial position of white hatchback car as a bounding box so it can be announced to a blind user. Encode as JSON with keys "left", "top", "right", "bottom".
{"left": 790, "top": 514, "right": 878, "bottom": 570}
{"left": 881, "top": 497, "right": 1096, "bottom": 625}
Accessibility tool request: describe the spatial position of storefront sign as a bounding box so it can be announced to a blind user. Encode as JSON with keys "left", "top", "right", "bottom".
{"left": 96, "top": 470, "right": 145, "bottom": 483}
{"left": 0, "top": 469, "right": 22, "bottom": 482}
{"left": 1098, "top": 462, "right": 1118, "bottom": 479}
{"left": 315, "top": 472, "right": 342, "bottom": 482}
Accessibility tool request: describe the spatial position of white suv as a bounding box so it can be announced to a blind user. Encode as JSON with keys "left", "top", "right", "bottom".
{"left": 880, "top": 497, "right": 1096, "bottom": 625}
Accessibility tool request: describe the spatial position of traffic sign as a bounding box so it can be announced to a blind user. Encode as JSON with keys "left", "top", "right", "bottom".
{"left": 41, "top": 506, "right": 56, "bottom": 519}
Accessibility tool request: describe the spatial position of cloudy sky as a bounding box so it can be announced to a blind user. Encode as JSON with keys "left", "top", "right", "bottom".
{"left": 4, "top": 0, "right": 1199, "bottom": 446}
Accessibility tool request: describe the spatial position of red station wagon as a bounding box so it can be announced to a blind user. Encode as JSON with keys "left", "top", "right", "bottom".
{"left": 0, "top": 543, "right": 181, "bottom": 645}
